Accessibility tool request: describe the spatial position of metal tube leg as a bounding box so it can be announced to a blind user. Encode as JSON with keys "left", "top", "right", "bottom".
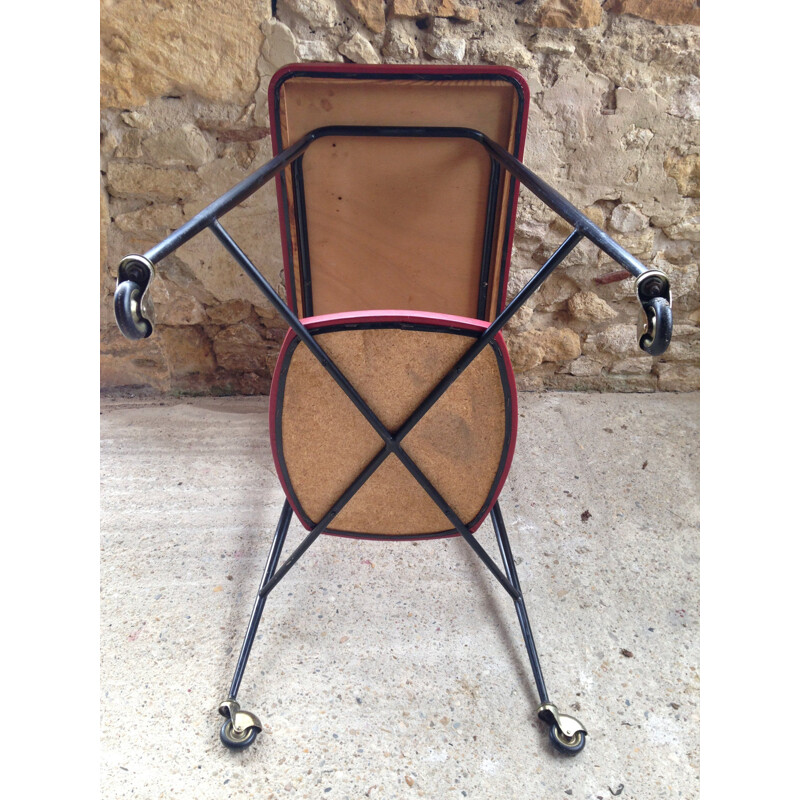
{"left": 490, "top": 502, "right": 549, "bottom": 704}
{"left": 227, "top": 500, "right": 293, "bottom": 700}
{"left": 491, "top": 502, "right": 588, "bottom": 754}
{"left": 218, "top": 501, "right": 294, "bottom": 749}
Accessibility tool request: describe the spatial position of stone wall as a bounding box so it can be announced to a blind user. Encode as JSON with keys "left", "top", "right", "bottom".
{"left": 100, "top": 0, "right": 700, "bottom": 395}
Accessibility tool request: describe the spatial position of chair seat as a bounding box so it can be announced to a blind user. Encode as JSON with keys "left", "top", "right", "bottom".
{"left": 269, "top": 310, "right": 517, "bottom": 538}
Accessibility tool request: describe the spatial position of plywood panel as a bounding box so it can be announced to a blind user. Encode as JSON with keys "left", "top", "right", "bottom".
{"left": 300, "top": 137, "right": 489, "bottom": 318}
{"left": 273, "top": 73, "right": 522, "bottom": 320}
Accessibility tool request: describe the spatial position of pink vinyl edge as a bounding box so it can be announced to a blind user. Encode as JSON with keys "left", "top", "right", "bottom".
{"left": 268, "top": 309, "right": 518, "bottom": 538}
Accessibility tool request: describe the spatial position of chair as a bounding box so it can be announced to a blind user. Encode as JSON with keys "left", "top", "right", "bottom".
{"left": 114, "top": 64, "right": 673, "bottom": 755}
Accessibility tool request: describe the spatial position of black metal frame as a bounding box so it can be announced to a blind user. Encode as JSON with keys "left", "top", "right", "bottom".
{"left": 114, "top": 124, "right": 674, "bottom": 751}
{"left": 138, "top": 125, "right": 669, "bottom": 288}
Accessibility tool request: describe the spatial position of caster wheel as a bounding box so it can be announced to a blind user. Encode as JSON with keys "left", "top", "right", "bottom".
{"left": 549, "top": 723, "right": 586, "bottom": 755}
{"left": 114, "top": 280, "right": 153, "bottom": 340}
{"left": 220, "top": 719, "right": 259, "bottom": 750}
{"left": 639, "top": 296, "right": 672, "bottom": 356}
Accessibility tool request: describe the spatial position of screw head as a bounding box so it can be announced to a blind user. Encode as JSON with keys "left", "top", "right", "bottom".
{"left": 640, "top": 277, "right": 663, "bottom": 299}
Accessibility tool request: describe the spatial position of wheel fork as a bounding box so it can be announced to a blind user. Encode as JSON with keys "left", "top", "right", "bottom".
{"left": 218, "top": 699, "right": 262, "bottom": 737}
{"left": 537, "top": 702, "right": 587, "bottom": 740}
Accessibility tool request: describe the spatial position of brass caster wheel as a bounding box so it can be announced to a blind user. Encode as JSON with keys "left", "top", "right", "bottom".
{"left": 218, "top": 698, "right": 262, "bottom": 751}
{"left": 537, "top": 701, "right": 587, "bottom": 756}
{"left": 220, "top": 718, "right": 259, "bottom": 750}
{"left": 549, "top": 724, "right": 586, "bottom": 755}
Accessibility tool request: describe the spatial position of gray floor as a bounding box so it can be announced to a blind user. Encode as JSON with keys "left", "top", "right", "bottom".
{"left": 100, "top": 391, "right": 699, "bottom": 800}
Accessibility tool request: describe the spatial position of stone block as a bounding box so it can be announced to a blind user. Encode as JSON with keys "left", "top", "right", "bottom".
{"left": 114, "top": 204, "right": 185, "bottom": 234}
{"left": 584, "top": 323, "right": 640, "bottom": 359}
{"left": 345, "top": 0, "right": 387, "bottom": 32}
{"left": 260, "top": 20, "right": 299, "bottom": 74}
{"left": 508, "top": 326, "right": 582, "bottom": 372}
{"left": 283, "top": 0, "right": 343, "bottom": 27}
{"left": 106, "top": 162, "right": 202, "bottom": 202}
{"left": 568, "top": 356, "right": 604, "bottom": 376}
{"left": 530, "top": 0, "right": 604, "bottom": 29}
{"left": 159, "top": 326, "right": 217, "bottom": 376}
{"left": 604, "top": 0, "right": 699, "bottom": 26}
{"left": 338, "top": 33, "right": 382, "bottom": 64}
{"left": 664, "top": 152, "right": 700, "bottom": 198}
{"left": 663, "top": 216, "right": 700, "bottom": 242}
{"left": 392, "top": 0, "right": 477, "bottom": 21}
{"left": 213, "top": 323, "right": 268, "bottom": 372}
{"left": 545, "top": 372, "right": 657, "bottom": 392}
{"left": 100, "top": 327, "right": 170, "bottom": 390}
{"left": 655, "top": 363, "right": 700, "bottom": 392}
{"left": 610, "top": 203, "right": 650, "bottom": 234}
{"left": 142, "top": 125, "right": 215, "bottom": 168}
{"left": 382, "top": 24, "right": 419, "bottom": 60}
{"left": 115, "top": 131, "right": 144, "bottom": 159}
{"left": 206, "top": 300, "right": 254, "bottom": 326}
{"left": 297, "top": 40, "right": 343, "bottom": 62}
{"left": 150, "top": 279, "right": 208, "bottom": 326}
{"left": 480, "top": 41, "right": 533, "bottom": 68}
{"left": 101, "top": 0, "right": 266, "bottom": 108}
{"left": 568, "top": 291, "right": 618, "bottom": 322}
{"left": 610, "top": 357, "right": 652, "bottom": 374}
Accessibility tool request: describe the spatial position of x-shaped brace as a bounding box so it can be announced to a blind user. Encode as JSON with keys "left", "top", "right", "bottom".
{"left": 208, "top": 220, "right": 586, "bottom": 602}
{"left": 115, "top": 126, "right": 673, "bottom": 603}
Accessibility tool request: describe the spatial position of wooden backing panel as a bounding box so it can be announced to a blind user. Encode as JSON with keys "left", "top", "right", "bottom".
{"left": 280, "top": 79, "right": 517, "bottom": 147}
{"left": 276, "top": 77, "right": 519, "bottom": 320}
{"left": 276, "top": 326, "right": 509, "bottom": 535}
{"left": 302, "top": 137, "right": 489, "bottom": 318}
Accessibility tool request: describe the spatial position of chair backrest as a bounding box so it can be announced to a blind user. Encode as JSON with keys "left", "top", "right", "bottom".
{"left": 268, "top": 65, "right": 529, "bottom": 322}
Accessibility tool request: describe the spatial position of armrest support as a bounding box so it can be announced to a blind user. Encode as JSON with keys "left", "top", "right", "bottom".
{"left": 114, "top": 125, "right": 672, "bottom": 354}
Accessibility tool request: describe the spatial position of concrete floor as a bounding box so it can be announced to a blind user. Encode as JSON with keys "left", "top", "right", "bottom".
{"left": 100, "top": 391, "right": 699, "bottom": 800}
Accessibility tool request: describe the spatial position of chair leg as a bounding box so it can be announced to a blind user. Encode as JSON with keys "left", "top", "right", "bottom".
{"left": 218, "top": 500, "right": 293, "bottom": 749}
{"left": 490, "top": 502, "right": 588, "bottom": 755}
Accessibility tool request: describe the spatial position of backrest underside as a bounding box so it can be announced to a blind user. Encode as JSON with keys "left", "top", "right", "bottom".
{"left": 270, "top": 66, "right": 528, "bottom": 321}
